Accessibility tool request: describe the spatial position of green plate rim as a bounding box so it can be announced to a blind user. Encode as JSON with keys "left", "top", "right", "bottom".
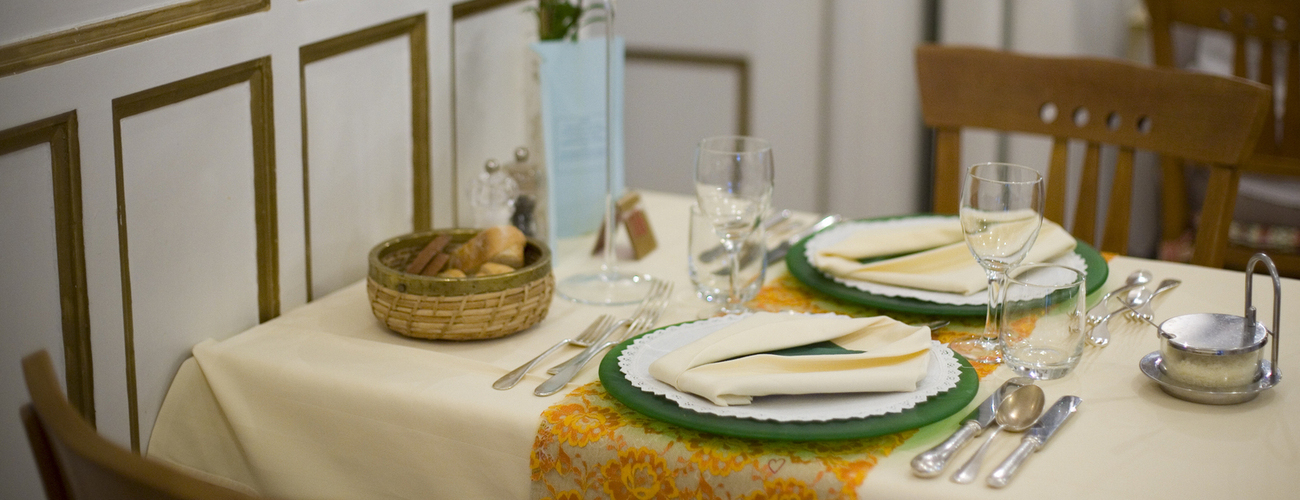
{"left": 785, "top": 214, "right": 1109, "bottom": 317}
{"left": 598, "top": 321, "right": 980, "bottom": 441}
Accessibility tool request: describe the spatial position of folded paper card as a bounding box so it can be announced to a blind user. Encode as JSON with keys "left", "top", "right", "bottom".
{"left": 812, "top": 219, "right": 1076, "bottom": 295}
{"left": 648, "top": 312, "right": 931, "bottom": 406}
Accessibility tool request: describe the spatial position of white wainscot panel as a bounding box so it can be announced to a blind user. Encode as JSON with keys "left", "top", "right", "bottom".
{"left": 119, "top": 82, "right": 261, "bottom": 450}
{"left": 625, "top": 61, "right": 738, "bottom": 196}
{"left": 306, "top": 36, "right": 414, "bottom": 299}
{"left": 0, "top": 143, "right": 66, "bottom": 500}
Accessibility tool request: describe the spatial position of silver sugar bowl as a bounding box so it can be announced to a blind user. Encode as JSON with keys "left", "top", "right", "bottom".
{"left": 1140, "top": 254, "right": 1282, "bottom": 405}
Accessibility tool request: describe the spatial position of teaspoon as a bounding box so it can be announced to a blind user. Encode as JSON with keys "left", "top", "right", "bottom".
{"left": 950, "top": 385, "right": 1045, "bottom": 484}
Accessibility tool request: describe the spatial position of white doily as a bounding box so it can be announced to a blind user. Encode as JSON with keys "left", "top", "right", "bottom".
{"left": 803, "top": 217, "right": 1088, "bottom": 305}
{"left": 619, "top": 313, "right": 963, "bottom": 422}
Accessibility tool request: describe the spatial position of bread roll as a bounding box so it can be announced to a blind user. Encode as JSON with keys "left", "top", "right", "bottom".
{"left": 436, "top": 268, "right": 466, "bottom": 278}
{"left": 475, "top": 262, "right": 515, "bottom": 277}
{"left": 448, "top": 225, "right": 526, "bottom": 274}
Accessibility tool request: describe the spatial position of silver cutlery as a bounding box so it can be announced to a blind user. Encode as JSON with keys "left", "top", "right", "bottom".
{"left": 987, "top": 395, "right": 1082, "bottom": 488}
{"left": 1086, "top": 306, "right": 1123, "bottom": 347}
{"left": 950, "top": 385, "right": 1044, "bottom": 484}
{"left": 1085, "top": 269, "right": 1152, "bottom": 325}
{"left": 544, "top": 280, "right": 672, "bottom": 375}
{"left": 1124, "top": 278, "right": 1181, "bottom": 322}
{"left": 534, "top": 281, "right": 674, "bottom": 396}
{"left": 492, "top": 315, "right": 615, "bottom": 390}
{"left": 765, "top": 214, "right": 842, "bottom": 266}
{"left": 911, "top": 377, "right": 1034, "bottom": 477}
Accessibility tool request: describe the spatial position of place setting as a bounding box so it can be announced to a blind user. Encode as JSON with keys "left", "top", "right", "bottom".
{"left": 578, "top": 158, "right": 1110, "bottom": 487}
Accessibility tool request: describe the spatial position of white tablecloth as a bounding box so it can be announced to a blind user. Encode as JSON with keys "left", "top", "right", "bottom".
{"left": 148, "top": 191, "right": 1300, "bottom": 499}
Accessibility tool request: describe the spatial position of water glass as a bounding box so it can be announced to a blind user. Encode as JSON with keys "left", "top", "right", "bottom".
{"left": 688, "top": 205, "right": 766, "bottom": 317}
{"left": 999, "top": 263, "right": 1087, "bottom": 380}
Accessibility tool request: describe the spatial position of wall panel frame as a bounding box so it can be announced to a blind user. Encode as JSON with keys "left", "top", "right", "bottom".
{"left": 0, "top": 112, "right": 92, "bottom": 423}
{"left": 299, "top": 14, "right": 431, "bottom": 300}
{"left": 111, "top": 57, "right": 277, "bottom": 450}
{"left": 625, "top": 49, "right": 751, "bottom": 136}
{"left": 0, "top": 0, "right": 270, "bottom": 77}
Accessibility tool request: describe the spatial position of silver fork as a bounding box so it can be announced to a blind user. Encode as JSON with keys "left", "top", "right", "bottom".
{"left": 534, "top": 281, "right": 674, "bottom": 396}
{"left": 545, "top": 280, "right": 672, "bottom": 375}
{"left": 492, "top": 314, "right": 615, "bottom": 390}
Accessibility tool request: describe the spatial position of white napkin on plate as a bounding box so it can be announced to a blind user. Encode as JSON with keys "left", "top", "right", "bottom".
{"left": 648, "top": 312, "right": 931, "bottom": 406}
{"left": 812, "top": 219, "right": 1076, "bottom": 295}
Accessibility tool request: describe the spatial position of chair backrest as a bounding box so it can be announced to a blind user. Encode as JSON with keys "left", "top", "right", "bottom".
{"left": 21, "top": 350, "right": 260, "bottom": 500}
{"left": 1146, "top": 0, "right": 1300, "bottom": 161}
{"left": 916, "top": 45, "right": 1270, "bottom": 264}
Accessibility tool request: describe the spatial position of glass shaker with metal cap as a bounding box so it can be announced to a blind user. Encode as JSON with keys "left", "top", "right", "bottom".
{"left": 470, "top": 159, "right": 518, "bottom": 228}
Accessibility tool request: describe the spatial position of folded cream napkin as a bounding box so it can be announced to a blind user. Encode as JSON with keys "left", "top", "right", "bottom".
{"left": 648, "top": 312, "right": 931, "bottom": 406}
{"left": 812, "top": 219, "right": 1076, "bottom": 295}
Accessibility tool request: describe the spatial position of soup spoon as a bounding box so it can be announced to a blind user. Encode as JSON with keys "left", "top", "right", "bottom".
{"left": 950, "top": 385, "right": 1045, "bottom": 484}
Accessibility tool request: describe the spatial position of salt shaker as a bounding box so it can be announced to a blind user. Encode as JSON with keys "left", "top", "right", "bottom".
{"left": 470, "top": 159, "right": 518, "bottom": 228}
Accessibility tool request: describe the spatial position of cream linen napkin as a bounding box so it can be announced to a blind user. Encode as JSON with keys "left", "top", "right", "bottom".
{"left": 648, "top": 312, "right": 931, "bottom": 406}
{"left": 812, "top": 219, "right": 1076, "bottom": 295}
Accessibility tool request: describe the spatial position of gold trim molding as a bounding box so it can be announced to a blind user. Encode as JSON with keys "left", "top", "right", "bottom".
{"left": 112, "top": 57, "right": 278, "bottom": 451}
{"left": 625, "top": 49, "right": 751, "bottom": 136}
{"left": 0, "top": 112, "right": 93, "bottom": 425}
{"left": 0, "top": 0, "right": 268, "bottom": 77}
{"left": 299, "top": 14, "right": 431, "bottom": 301}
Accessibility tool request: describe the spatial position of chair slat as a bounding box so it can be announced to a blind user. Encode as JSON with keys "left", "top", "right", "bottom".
{"left": 1285, "top": 40, "right": 1300, "bottom": 156}
{"left": 1045, "top": 138, "right": 1070, "bottom": 226}
{"left": 1102, "top": 147, "right": 1136, "bottom": 254}
{"left": 1159, "top": 156, "right": 1189, "bottom": 242}
{"left": 1259, "top": 40, "right": 1277, "bottom": 153}
{"left": 932, "top": 128, "right": 962, "bottom": 214}
{"left": 1073, "top": 143, "right": 1102, "bottom": 244}
{"left": 1192, "top": 165, "right": 1242, "bottom": 267}
{"left": 1234, "top": 33, "right": 1249, "bottom": 78}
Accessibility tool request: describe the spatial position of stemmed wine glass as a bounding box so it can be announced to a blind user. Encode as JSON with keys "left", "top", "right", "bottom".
{"left": 556, "top": 0, "right": 659, "bottom": 305}
{"left": 953, "top": 162, "right": 1044, "bottom": 364}
{"left": 694, "top": 136, "right": 775, "bottom": 315}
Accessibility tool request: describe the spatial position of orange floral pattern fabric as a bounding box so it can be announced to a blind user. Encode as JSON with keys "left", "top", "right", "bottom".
{"left": 531, "top": 271, "right": 1006, "bottom": 499}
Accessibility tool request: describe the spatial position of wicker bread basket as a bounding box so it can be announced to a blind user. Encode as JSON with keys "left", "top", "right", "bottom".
{"left": 367, "top": 229, "right": 554, "bottom": 340}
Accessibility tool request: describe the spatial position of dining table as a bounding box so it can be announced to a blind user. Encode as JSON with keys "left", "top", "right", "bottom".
{"left": 147, "top": 190, "right": 1300, "bottom": 500}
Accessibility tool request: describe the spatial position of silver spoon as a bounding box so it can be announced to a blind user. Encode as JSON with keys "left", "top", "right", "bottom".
{"left": 1086, "top": 269, "right": 1152, "bottom": 325}
{"left": 1123, "top": 279, "right": 1181, "bottom": 322}
{"left": 950, "top": 385, "right": 1045, "bottom": 484}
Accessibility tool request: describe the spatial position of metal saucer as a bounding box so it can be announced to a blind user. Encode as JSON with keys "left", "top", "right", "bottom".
{"left": 1139, "top": 352, "right": 1280, "bottom": 405}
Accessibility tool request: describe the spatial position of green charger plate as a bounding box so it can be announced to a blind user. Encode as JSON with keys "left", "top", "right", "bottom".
{"left": 785, "top": 215, "right": 1109, "bottom": 317}
{"left": 598, "top": 323, "right": 980, "bottom": 441}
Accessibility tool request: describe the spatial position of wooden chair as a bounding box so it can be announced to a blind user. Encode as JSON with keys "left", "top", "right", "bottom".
{"left": 916, "top": 45, "right": 1270, "bottom": 266}
{"left": 1145, "top": 0, "right": 1300, "bottom": 276}
{"left": 21, "top": 350, "right": 260, "bottom": 500}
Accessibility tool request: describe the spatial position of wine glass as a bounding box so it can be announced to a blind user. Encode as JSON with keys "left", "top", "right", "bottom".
{"left": 694, "top": 136, "right": 774, "bottom": 315}
{"left": 555, "top": 0, "right": 660, "bottom": 305}
{"left": 953, "top": 162, "right": 1044, "bottom": 364}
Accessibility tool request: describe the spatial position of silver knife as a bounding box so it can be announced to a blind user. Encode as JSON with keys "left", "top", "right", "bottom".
{"left": 987, "top": 395, "right": 1082, "bottom": 488}
{"left": 765, "top": 214, "right": 842, "bottom": 266}
{"left": 910, "top": 377, "right": 1035, "bottom": 477}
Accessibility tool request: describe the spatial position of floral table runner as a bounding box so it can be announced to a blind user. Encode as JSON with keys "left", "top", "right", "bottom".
{"left": 530, "top": 272, "right": 1000, "bottom": 499}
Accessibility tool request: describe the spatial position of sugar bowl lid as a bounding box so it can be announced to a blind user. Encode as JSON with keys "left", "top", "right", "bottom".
{"left": 1160, "top": 313, "right": 1268, "bottom": 355}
